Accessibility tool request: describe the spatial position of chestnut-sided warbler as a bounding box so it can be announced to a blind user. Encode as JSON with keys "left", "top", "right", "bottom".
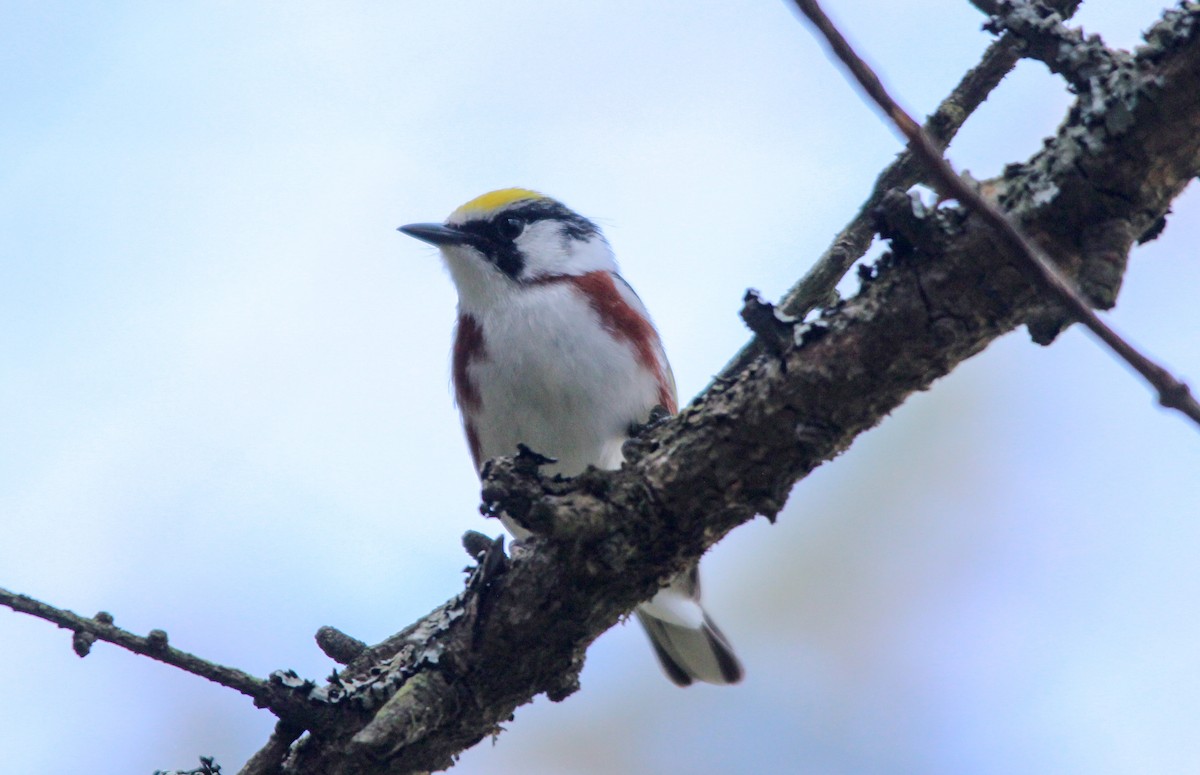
{"left": 399, "top": 188, "right": 742, "bottom": 687}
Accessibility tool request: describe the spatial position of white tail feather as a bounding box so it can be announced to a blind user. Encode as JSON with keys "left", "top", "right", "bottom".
{"left": 635, "top": 576, "right": 743, "bottom": 687}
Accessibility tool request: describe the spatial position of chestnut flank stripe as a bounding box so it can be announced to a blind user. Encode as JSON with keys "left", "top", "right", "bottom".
{"left": 564, "top": 272, "right": 676, "bottom": 413}
{"left": 453, "top": 314, "right": 486, "bottom": 411}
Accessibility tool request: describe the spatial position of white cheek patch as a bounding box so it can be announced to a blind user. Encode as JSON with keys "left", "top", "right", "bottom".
{"left": 513, "top": 221, "right": 567, "bottom": 279}
{"left": 515, "top": 223, "right": 617, "bottom": 281}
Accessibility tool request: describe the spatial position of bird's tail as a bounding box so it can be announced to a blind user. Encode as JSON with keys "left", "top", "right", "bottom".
{"left": 634, "top": 566, "right": 743, "bottom": 687}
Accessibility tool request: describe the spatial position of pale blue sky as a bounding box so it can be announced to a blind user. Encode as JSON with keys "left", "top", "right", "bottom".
{"left": 2, "top": 3, "right": 1197, "bottom": 773}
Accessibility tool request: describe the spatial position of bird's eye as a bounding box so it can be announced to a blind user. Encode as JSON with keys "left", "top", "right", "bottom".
{"left": 495, "top": 216, "right": 525, "bottom": 241}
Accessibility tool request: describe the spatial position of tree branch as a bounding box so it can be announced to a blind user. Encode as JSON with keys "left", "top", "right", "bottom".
{"left": 0, "top": 585, "right": 267, "bottom": 699}
{"left": 8, "top": 3, "right": 1198, "bottom": 773}
{"left": 0, "top": 585, "right": 356, "bottom": 737}
{"left": 717, "top": 0, "right": 1083, "bottom": 380}
{"left": 248, "top": 4, "right": 1200, "bottom": 772}
{"left": 791, "top": 0, "right": 1200, "bottom": 425}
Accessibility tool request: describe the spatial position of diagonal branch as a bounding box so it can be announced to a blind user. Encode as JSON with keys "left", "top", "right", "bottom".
{"left": 718, "top": 0, "right": 1083, "bottom": 380}
{"left": 10, "top": 4, "right": 1197, "bottom": 774}
{"left": 0, "top": 585, "right": 267, "bottom": 699}
{"left": 0, "top": 586, "right": 350, "bottom": 735}
{"left": 790, "top": 0, "right": 1200, "bottom": 426}
{"left": 238, "top": 5, "right": 1200, "bottom": 772}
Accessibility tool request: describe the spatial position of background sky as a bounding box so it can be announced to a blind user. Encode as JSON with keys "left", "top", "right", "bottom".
{"left": 2, "top": 2, "right": 1198, "bottom": 773}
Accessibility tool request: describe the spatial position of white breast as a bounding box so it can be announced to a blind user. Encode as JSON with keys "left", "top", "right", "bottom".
{"left": 465, "top": 280, "right": 664, "bottom": 478}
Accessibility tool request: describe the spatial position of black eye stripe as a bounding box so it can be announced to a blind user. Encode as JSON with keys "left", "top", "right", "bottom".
{"left": 451, "top": 220, "right": 525, "bottom": 278}
{"left": 450, "top": 199, "right": 601, "bottom": 280}
{"left": 502, "top": 201, "right": 599, "bottom": 240}
{"left": 495, "top": 216, "right": 525, "bottom": 241}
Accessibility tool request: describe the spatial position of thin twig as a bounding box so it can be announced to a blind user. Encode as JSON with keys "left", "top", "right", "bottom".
{"left": 716, "top": 0, "right": 1082, "bottom": 381}
{"left": 0, "top": 585, "right": 270, "bottom": 700}
{"left": 789, "top": 0, "right": 1200, "bottom": 427}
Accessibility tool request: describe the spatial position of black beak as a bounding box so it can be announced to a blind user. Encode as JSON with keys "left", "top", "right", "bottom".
{"left": 398, "top": 222, "right": 475, "bottom": 246}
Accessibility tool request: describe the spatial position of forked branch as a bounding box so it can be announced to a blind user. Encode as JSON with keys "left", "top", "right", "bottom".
{"left": 789, "top": 0, "right": 1200, "bottom": 426}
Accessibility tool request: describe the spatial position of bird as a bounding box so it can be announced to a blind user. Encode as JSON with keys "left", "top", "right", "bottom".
{"left": 399, "top": 188, "right": 742, "bottom": 687}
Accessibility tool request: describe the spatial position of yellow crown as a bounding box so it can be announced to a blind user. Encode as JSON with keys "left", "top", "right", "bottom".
{"left": 450, "top": 188, "right": 546, "bottom": 221}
